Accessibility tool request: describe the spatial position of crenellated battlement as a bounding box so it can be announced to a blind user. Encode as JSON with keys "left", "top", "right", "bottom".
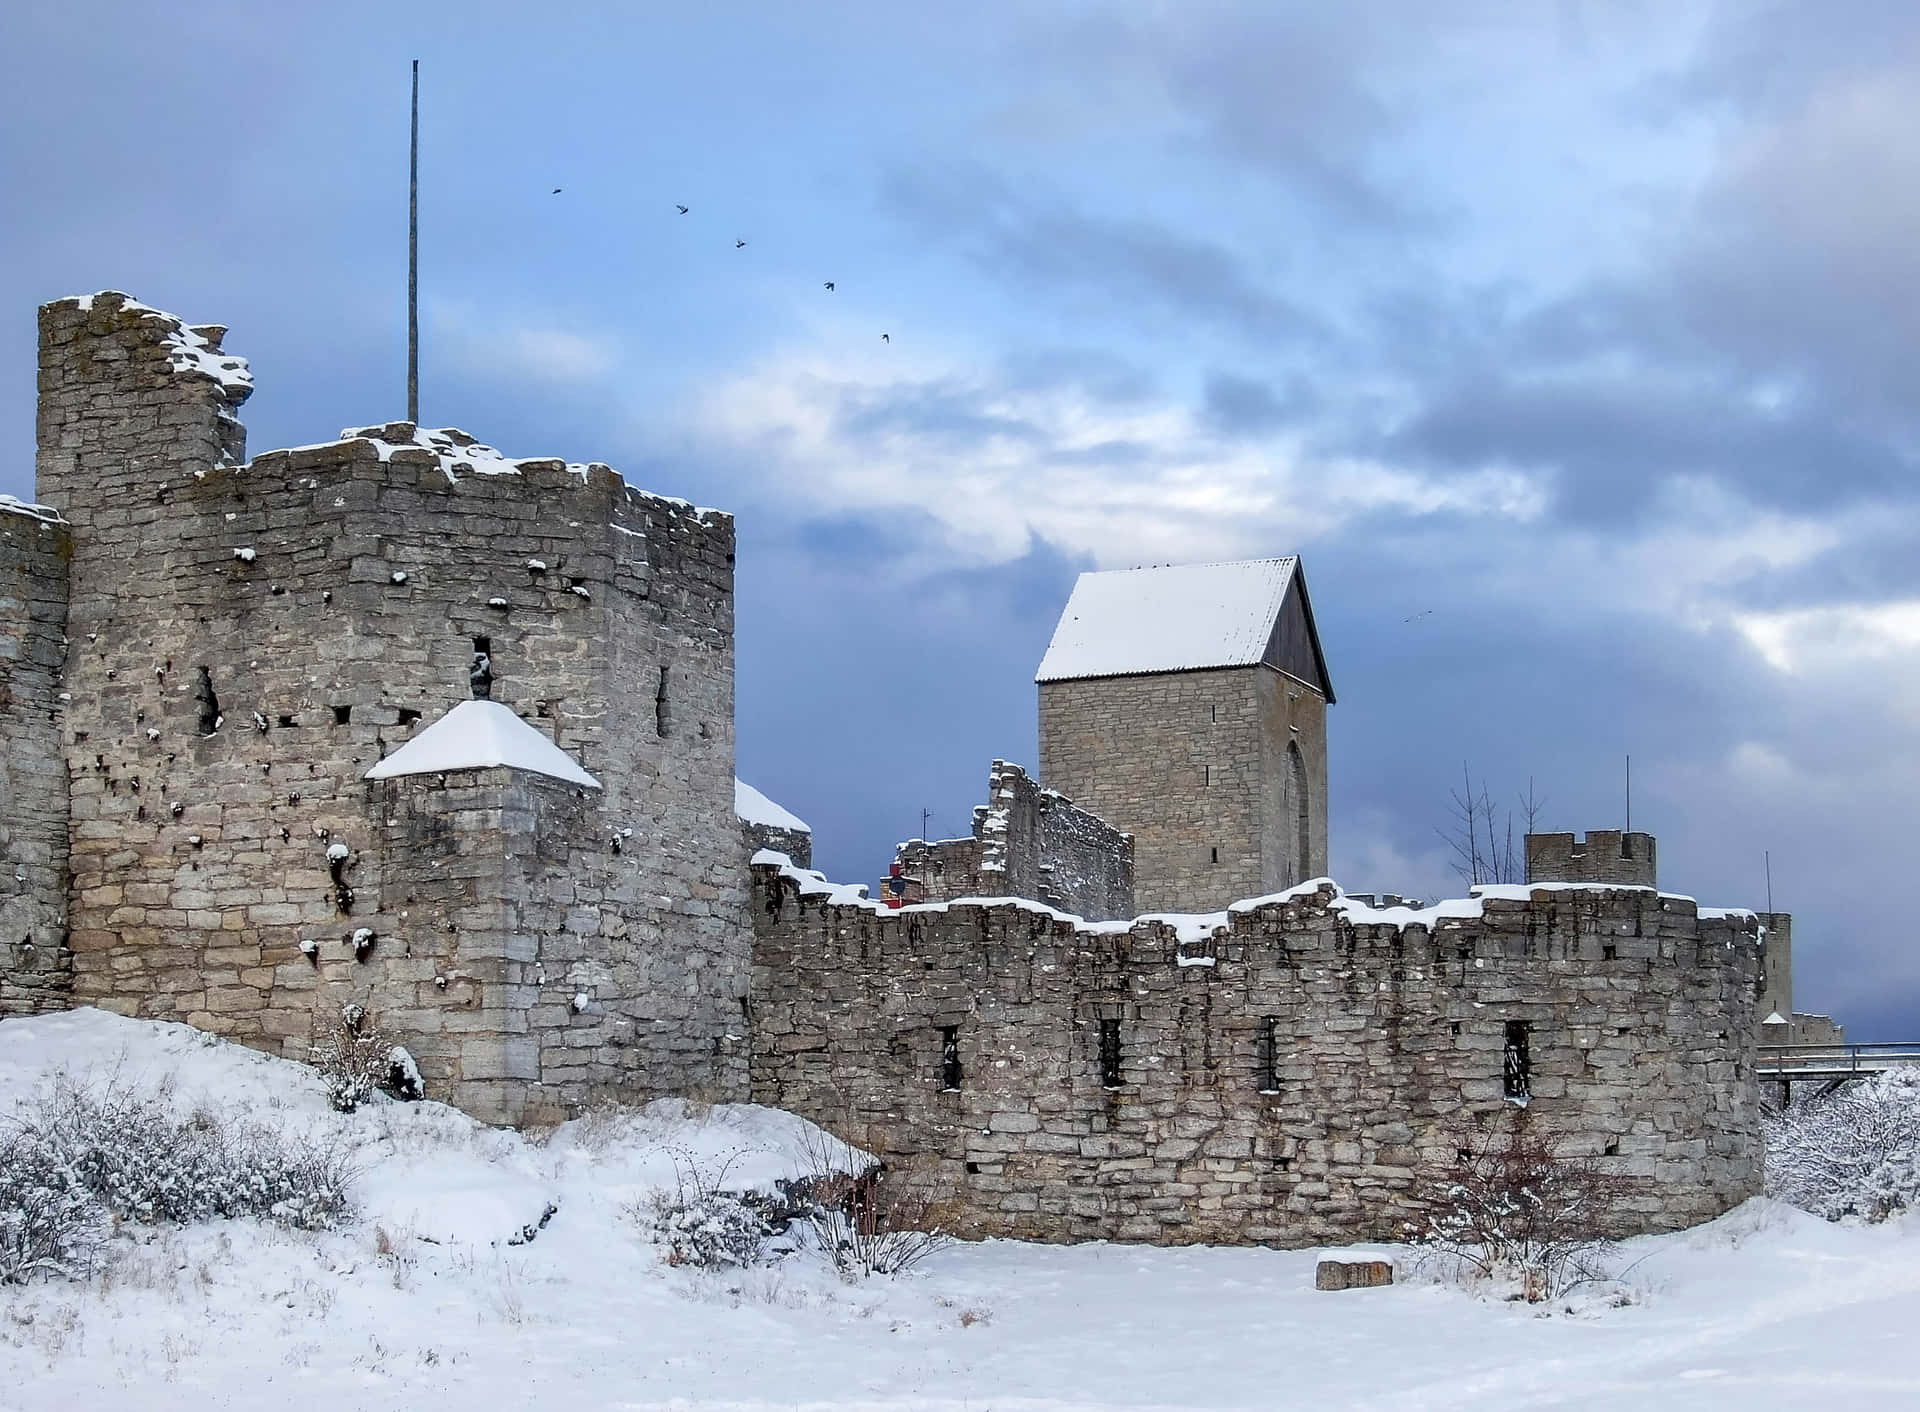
{"left": 750, "top": 855, "right": 1762, "bottom": 1246}
{"left": 10, "top": 291, "right": 748, "bottom": 1119}
{"left": 1526, "top": 828, "right": 1658, "bottom": 889}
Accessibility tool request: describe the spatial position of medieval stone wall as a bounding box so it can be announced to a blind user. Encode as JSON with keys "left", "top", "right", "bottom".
{"left": 893, "top": 761, "right": 1132, "bottom": 920}
{"left": 0, "top": 499, "right": 72, "bottom": 1015}
{"left": 31, "top": 293, "right": 747, "bottom": 1114}
{"left": 743, "top": 820, "right": 812, "bottom": 869}
{"left": 1038, "top": 667, "right": 1327, "bottom": 913}
{"left": 751, "top": 868, "right": 1762, "bottom": 1246}
{"left": 1526, "top": 831, "right": 1658, "bottom": 888}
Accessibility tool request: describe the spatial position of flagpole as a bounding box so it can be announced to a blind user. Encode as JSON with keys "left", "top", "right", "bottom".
{"left": 408, "top": 59, "right": 419, "bottom": 424}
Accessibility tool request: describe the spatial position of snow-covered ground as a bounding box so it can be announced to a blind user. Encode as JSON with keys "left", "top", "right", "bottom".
{"left": 3, "top": 1010, "right": 1917, "bottom": 1412}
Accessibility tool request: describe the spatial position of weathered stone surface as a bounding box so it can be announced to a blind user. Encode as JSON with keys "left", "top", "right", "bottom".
{"left": 0, "top": 499, "right": 72, "bottom": 1016}
{"left": 749, "top": 868, "right": 1764, "bottom": 1247}
{"left": 893, "top": 761, "right": 1133, "bottom": 920}
{"left": 1039, "top": 666, "right": 1327, "bottom": 914}
{"left": 1316, "top": 1259, "right": 1393, "bottom": 1290}
{"left": 19, "top": 292, "right": 750, "bottom": 1121}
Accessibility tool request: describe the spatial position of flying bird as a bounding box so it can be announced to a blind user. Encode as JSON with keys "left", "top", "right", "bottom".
{"left": 1404, "top": 609, "right": 1433, "bottom": 623}
{"left": 881, "top": 333, "right": 890, "bottom": 343}
{"left": 735, "top": 238, "right": 748, "bottom": 249}
{"left": 676, "top": 204, "right": 689, "bottom": 214}
{"left": 824, "top": 281, "right": 835, "bottom": 292}
{"left": 551, "top": 188, "right": 562, "bottom": 195}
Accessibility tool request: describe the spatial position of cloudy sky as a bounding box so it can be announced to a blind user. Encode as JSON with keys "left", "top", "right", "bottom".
{"left": 4, "top": 2, "right": 1916, "bottom": 1036}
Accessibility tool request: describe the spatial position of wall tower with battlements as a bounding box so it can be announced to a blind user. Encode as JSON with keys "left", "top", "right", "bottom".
{"left": 14, "top": 291, "right": 747, "bottom": 1121}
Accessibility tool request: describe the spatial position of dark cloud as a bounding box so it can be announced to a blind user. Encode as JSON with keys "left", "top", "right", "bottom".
{"left": 1201, "top": 371, "right": 1318, "bottom": 437}
{"left": 881, "top": 164, "right": 1325, "bottom": 348}
{"left": 1379, "top": 368, "right": 1916, "bottom": 523}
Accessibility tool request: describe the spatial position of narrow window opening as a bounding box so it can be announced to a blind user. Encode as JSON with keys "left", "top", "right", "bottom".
{"left": 1449, "top": 1021, "right": 1462, "bottom": 1036}
{"left": 1503, "top": 1020, "right": 1532, "bottom": 1101}
{"left": 1210, "top": 703, "right": 1217, "bottom": 723}
{"left": 965, "top": 1161, "right": 980, "bottom": 1175}
{"left": 654, "top": 665, "right": 670, "bottom": 738}
{"left": 332, "top": 704, "right": 352, "bottom": 726}
{"left": 1202, "top": 764, "right": 1211, "bottom": 787}
{"left": 939, "top": 1026, "right": 962, "bottom": 1092}
{"left": 1098, "top": 1018, "right": 1122, "bottom": 1089}
{"left": 276, "top": 714, "right": 295, "bottom": 729}
{"left": 1259, "top": 1017, "right": 1280, "bottom": 1094}
{"left": 396, "top": 707, "right": 422, "bottom": 727}
{"left": 1210, "top": 846, "right": 1219, "bottom": 864}
{"left": 1603, "top": 1138, "right": 1620, "bottom": 1157}
{"left": 1602, "top": 943, "right": 1617, "bottom": 961}
{"left": 1288, "top": 740, "right": 1310, "bottom": 881}
{"left": 469, "top": 636, "right": 493, "bottom": 700}
{"left": 193, "top": 667, "right": 221, "bottom": 736}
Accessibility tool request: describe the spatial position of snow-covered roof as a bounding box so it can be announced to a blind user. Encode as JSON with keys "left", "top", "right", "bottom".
{"left": 735, "top": 779, "right": 810, "bottom": 833}
{"left": 364, "top": 700, "right": 600, "bottom": 788}
{"left": 0, "top": 494, "right": 66, "bottom": 525}
{"left": 1036, "top": 557, "right": 1317, "bottom": 684}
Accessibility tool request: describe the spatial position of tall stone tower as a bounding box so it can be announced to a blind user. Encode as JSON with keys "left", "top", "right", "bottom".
{"left": 1035, "top": 557, "right": 1333, "bottom": 913}
{"left": 29, "top": 291, "right": 748, "bottom": 1123}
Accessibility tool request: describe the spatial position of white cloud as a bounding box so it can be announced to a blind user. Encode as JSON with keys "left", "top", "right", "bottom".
{"left": 1733, "top": 599, "right": 1920, "bottom": 676}
{"left": 688, "top": 342, "right": 1545, "bottom": 569}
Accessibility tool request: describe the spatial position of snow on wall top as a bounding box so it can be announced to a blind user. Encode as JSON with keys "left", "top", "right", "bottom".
{"left": 751, "top": 851, "right": 1757, "bottom": 948}
{"left": 269, "top": 422, "right": 728, "bottom": 522}
{"left": 66, "top": 291, "right": 253, "bottom": 402}
{"left": 735, "top": 780, "right": 811, "bottom": 833}
{"left": 1036, "top": 557, "right": 1298, "bottom": 682}
{"left": 0, "top": 494, "right": 66, "bottom": 525}
{"left": 364, "top": 699, "right": 601, "bottom": 788}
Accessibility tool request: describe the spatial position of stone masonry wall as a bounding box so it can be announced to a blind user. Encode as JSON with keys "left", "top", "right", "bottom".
{"left": 34, "top": 293, "right": 747, "bottom": 1118}
{"left": 0, "top": 499, "right": 72, "bottom": 1015}
{"left": 1039, "top": 667, "right": 1327, "bottom": 913}
{"left": 1527, "top": 831, "right": 1658, "bottom": 889}
{"left": 751, "top": 868, "right": 1762, "bottom": 1246}
{"left": 743, "top": 820, "right": 812, "bottom": 869}
{"left": 893, "top": 761, "right": 1132, "bottom": 921}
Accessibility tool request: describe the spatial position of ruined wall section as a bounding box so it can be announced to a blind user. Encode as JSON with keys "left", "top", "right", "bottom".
{"left": 0, "top": 500, "right": 72, "bottom": 1015}
{"left": 36, "top": 293, "right": 747, "bottom": 1110}
{"left": 751, "top": 872, "right": 1761, "bottom": 1247}
{"left": 1526, "top": 831, "right": 1658, "bottom": 889}
{"left": 744, "top": 820, "right": 812, "bottom": 869}
{"left": 894, "top": 762, "right": 1132, "bottom": 920}
{"left": 1040, "top": 666, "right": 1325, "bottom": 913}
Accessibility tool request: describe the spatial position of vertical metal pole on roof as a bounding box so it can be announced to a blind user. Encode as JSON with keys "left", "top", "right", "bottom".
{"left": 1765, "top": 849, "right": 1774, "bottom": 915}
{"left": 408, "top": 59, "right": 420, "bottom": 425}
{"left": 1625, "top": 754, "right": 1631, "bottom": 834}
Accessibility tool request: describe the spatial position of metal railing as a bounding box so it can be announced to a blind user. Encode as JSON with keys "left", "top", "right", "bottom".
{"left": 1756, "top": 1042, "right": 1920, "bottom": 1080}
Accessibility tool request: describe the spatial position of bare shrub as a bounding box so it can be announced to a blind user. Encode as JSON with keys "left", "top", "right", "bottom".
{"left": 0, "top": 1073, "right": 353, "bottom": 1284}
{"left": 311, "top": 1003, "right": 398, "bottom": 1113}
{"left": 1766, "top": 1069, "right": 1920, "bottom": 1222}
{"left": 1409, "top": 1110, "right": 1622, "bottom": 1302}
{"left": 0, "top": 1130, "right": 106, "bottom": 1285}
{"left": 790, "top": 1127, "right": 949, "bottom": 1280}
{"left": 635, "top": 1146, "right": 773, "bottom": 1270}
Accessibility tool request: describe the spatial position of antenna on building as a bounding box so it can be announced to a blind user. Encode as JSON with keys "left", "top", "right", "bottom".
{"left": 1624, "top": 754, "right": 1631, "bottom": 833}
{"left": 921, "top": 807, "right": 932, "bottom": 841}
{"left": 1765, "top": 849, "right": 1774, "bottom": 915}
{"left": 407, "top": 58, "right": 420, "bottom": 425}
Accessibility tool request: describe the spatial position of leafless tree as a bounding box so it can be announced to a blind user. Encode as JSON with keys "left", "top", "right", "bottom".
{"left": 1438, "top": 765, "right": 1547, "bottom": 887}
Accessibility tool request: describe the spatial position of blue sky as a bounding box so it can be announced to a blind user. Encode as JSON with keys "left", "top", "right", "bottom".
{"left": 5, "top": 2, "right": 1919, "bottom": 1037}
